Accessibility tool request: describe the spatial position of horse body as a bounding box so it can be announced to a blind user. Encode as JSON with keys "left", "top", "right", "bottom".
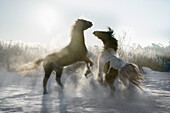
{"left": 99, "top": 48, "right": 125, "bottom": 71}
{"left": 17, "top": 19, "right": 93, "bottom": 94}
{"left": 44, "top": 31, "right": 87, "bottom": 67}
{"left": 93, "top": 27, "right": 143, "bottom": 95}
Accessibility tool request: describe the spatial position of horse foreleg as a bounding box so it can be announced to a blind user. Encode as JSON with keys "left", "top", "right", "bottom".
{"left": 55, "top": 68, "right": 64, "bottom": 88}
{"left": 83, "top": 56, "right": 93, "bottom": 66}
{"left": 85, "top": 64, "right": 91, "bottom": 77}
{"left": 83, "top": 56, "right": 93, "bottom": 77}
{"left": 97, "top": 68, "right": 104, "bottom": 84}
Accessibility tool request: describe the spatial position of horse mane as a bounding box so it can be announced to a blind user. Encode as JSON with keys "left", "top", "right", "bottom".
{"left": 71, "top": 19, "right": 79, "bottom": 30}
{"left": 70, "top": 19, "right": 83, "bottom": 40}
{"left": 104, "top": 27, "right": 118, "bottom": 52}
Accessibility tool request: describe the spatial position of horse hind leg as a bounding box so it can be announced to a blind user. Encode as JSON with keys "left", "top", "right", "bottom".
{"left": 105, "top": 67, "right": 118, "bottom": 96}
{"left": 109, "top": 84, "right": 115, "bottom": 96}
{"left": 105, "top": 73, "right": 116, "bottom": 96}
{"left": 55, "top": 67, "right": 64, "bottom": 88}
{"left": 43, "top": 65, "right": 53, "bottom": 94}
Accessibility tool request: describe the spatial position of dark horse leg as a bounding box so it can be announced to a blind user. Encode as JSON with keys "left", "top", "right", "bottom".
{"left": 104, "top": 61, "right": 118, "bottom": 96}
{"left": 55, "top": 67, "right": 64, "bottom": 88}
{"left": 105, "top": 72, "right": 116, "bottom": 96}
{"left": 105, "top": 68, "right": 118, "bottom": 96}
{"left": 43, "top": 67, "right": 52, "bottom": 94}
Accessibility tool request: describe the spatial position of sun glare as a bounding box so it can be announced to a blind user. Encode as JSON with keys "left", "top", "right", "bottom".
{"left": 36, "top": 6, "right": 57, "bottom": 33}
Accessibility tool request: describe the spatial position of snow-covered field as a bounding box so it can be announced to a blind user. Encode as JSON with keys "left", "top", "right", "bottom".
{"left": 0, "top": 67, "right": 170, "bottom": 113}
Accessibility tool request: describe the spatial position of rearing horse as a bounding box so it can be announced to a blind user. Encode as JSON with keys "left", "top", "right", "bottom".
{"left": 17, "top": 19, "right": 93, "bottom": 94}
{"left": 93, "top": 27, "right": 143, "bottom": 96}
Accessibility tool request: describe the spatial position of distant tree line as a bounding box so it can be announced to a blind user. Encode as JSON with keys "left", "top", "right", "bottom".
{"left": 0, "top": 40, "right": 169, "bottom": 72}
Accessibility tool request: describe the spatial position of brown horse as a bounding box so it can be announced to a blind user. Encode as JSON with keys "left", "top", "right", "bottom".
{"left": 17, "top": 19, "right": 93, "bottom": 94}
{"left": 93, "top": 27, "right": 143, "bottom": 96}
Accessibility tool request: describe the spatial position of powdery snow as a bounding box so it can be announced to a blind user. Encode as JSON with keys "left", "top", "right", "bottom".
{"left": 0, "top": 68, "right": 170, "bottom": 113}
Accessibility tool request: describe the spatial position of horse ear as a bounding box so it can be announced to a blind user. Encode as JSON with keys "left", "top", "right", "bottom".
{"left": 107, "top": 27, "right": 114, "bottom": 34}
{"left": 75, "top": 19, "right": 80, "bottom": 22}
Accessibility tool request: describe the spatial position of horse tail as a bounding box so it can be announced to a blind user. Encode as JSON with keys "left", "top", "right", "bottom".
{"left": 17, "top": 57, "right": 44, "bottom": 74}
{"left": 118, "top": 63, "right": 144, "bottom": 89}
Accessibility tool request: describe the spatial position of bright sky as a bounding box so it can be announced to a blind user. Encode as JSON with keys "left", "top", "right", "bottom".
{"left": 0, "top": 0, "right": 170, "bottom": 47}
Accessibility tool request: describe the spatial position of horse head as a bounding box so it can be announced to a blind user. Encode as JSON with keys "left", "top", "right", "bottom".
{"left": 93, "top": 27, "right": 118, "bottom": 51}
{"left": 73, "top": 19, "right": 93, "bottom": 30}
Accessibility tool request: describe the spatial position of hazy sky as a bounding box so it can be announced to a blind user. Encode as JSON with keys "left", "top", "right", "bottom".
{"left": 0, "top": 0, "right": 170, "bottom": 47}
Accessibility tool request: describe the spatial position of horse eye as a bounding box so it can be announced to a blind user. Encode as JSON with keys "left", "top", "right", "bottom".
{"left": 88, "top": 22, "right": 92, "bottom": 25}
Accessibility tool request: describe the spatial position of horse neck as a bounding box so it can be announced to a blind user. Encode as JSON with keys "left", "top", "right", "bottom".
{"left": 69, "top": 28, "right": 86, "bottom": 47}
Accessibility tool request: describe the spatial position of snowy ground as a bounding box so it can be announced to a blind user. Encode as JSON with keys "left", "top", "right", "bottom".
{"left": 0, "top": 68, "right": 170, "bottom": 113}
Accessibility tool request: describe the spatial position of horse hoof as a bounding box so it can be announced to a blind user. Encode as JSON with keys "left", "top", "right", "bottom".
{"left": 61, "top": 85, "right": 64, "bottom": 88}
{"left": 85, "top": 70, "right": 91, "bottom": 77}
{"left": 43, "top": 92, "right": 47, "bottom": 95}
{"left": 98, "top": 79, "right": 105, "bottom": 86}
{"left": 90, "top": 62, "right": 93, "bottom": 66}
{"left": 84, "top": 74, "right": 88, "bottom": 78}
{"left": 101, "top": 83, "right": 107, "bottom": 87}
{"left": 59, "top": 84, "right": 64, "bottom": 88}
{"left": 43, "top": 90, "right": 48, "bottom": 95}
{"left": 109, "top": 90, "right": 115, "bottom": 97}
{"left": 109, "top": 93, "right": 114, "bottom": 97}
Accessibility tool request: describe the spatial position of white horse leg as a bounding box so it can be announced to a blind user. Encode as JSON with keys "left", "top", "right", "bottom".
{"left": 97, "top": 68, "right": 104, "bottom": 83}
{"left": 85, "top": 64, "right": 91, "bottom": 77}
{"left": 83, "top": 56, "right": 93, "bottom": 77}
